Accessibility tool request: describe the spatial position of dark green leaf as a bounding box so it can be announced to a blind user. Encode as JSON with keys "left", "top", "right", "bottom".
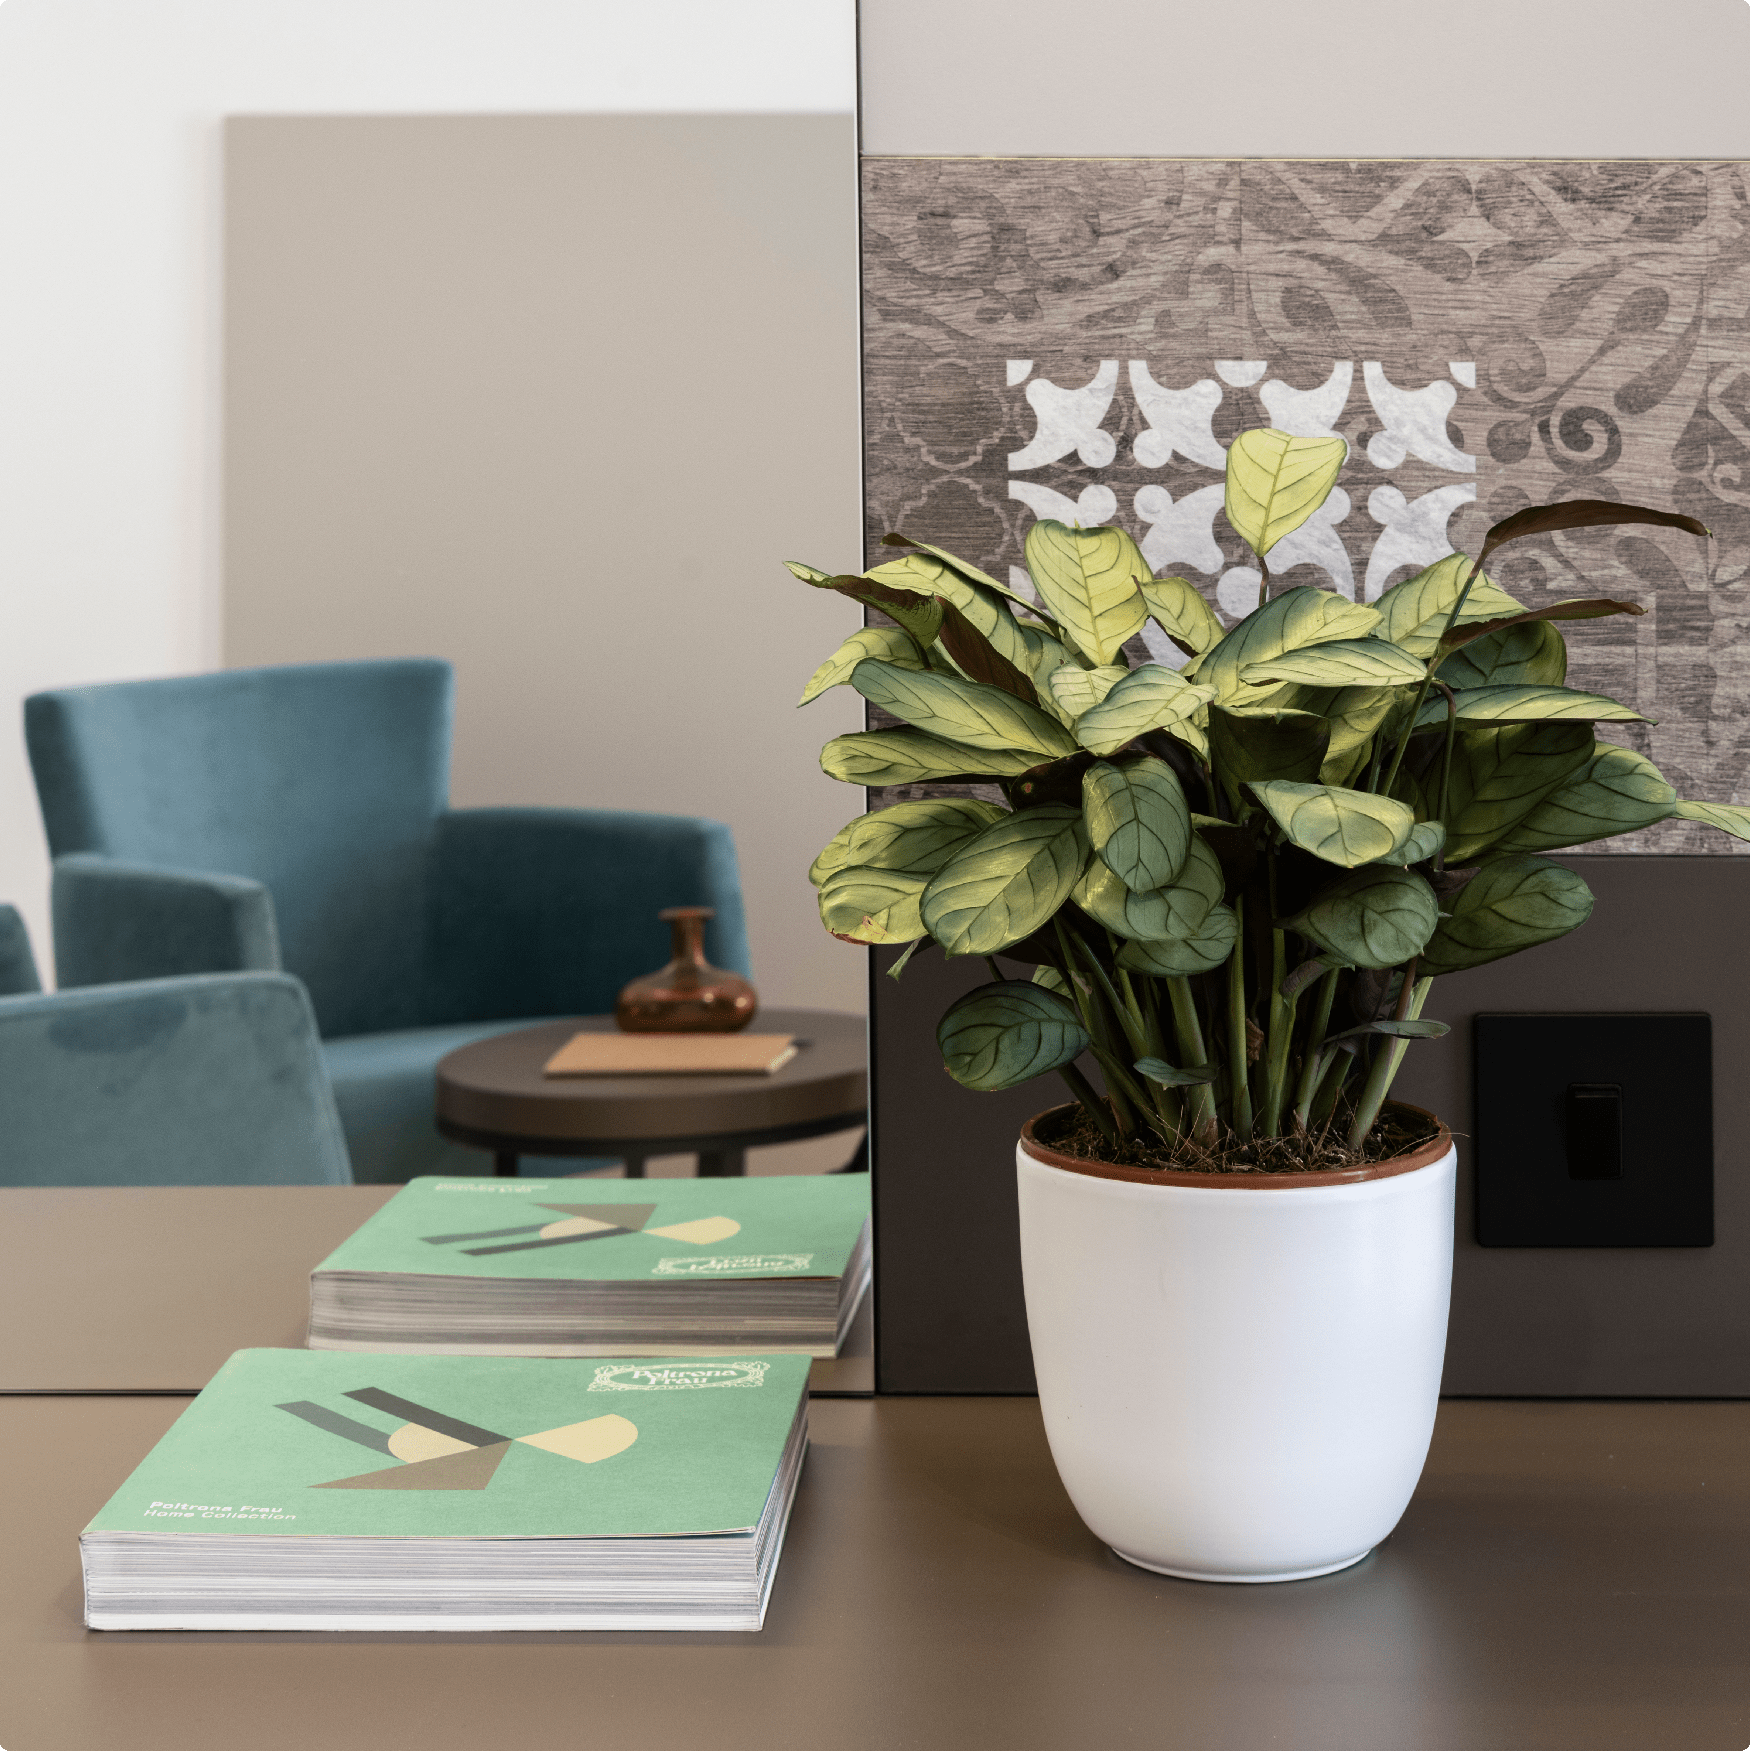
{"left": 1082, "top": 757, "right": 1191, "bottom": 892}
{"left": 1326, "top": 1018, "right": 1451, "bottom": 1041}
{"left": 1434, "top": 619, "right": 1566, "bottom": 691}
{"left": 817, "top": 867, "right": 929, "bottom": 944}
{"left": 1114, "top": 902, "right": 1239, "bottom": 978}
{"left": 1249, "top": 780, "right": 1415, "bottom": 868}
{"left": 809, "top": 798, "right": 1008, "bottom": 887}
{"left": 1208, "top": 703, "right": 1330, "bottom": 791}
{"left": 851, "top": 659, "right": 1076, "bottom": 759}
{"left": 920, "top": 806, "right": 1089, "bottom": 956}
{"left": 1419, "top": 722, "right": 1594, "bottom": 863}
{"left": 1495, "top": 744, "right": 1677, "bottom": 852}
{"left": 1413, "top": 684, "right": 1649, "bottom": 728}
{"left": 1282, "top": 866, "right": 1440, "bottom": 970}
{"left": 937, "top": 980, "right": 1091, "bottom": 1092}
{"left": 1073, "top": 664, "right": 1214, "bottom": 757}
{"left": 1419, "top": 854, "right": 1594, "bottom": 976}
{"left": 1133, "top": 1057, "right": 1219, "bottom": 1087}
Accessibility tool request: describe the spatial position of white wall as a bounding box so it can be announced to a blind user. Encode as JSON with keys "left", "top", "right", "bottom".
{"left": 0, "top": 0, "right": 856, "bottom": 981}
{"left": 861, "top": 0, "right": 1750, "bottom": 156}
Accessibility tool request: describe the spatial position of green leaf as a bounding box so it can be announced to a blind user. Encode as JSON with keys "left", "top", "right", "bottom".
{"left": 1075, "top": 834, "right": 1224, "bottom": 941}
{"left": 1224, "top": 429, "right": 1348, "bottom": 559}
{"left": 1414, "top": 685, "right": 1650, "bottom": 728}
{"left": 809, "top": 798, "right": 1007, "bottom": 887}
{"left": 1327, "top": 1018, "right": 1451, "bottom": 1041}
{"left": 1074, "top": 664, "right": 1214, "bottom": 757}
{"left": 886, "top": 937, "right": 927, "bottom": 980}
{"left": 1048, "top": 664, "right": 1129, "bottom": 720}
{"left": 1373, "top": 554, "right": 1525, "bottom": 660}
{"left": 820, "top": 728, "right": 1039, "bottom": 786}
{"left": 1477, "top": 498, "right": 1709, "bottom": 564}
{"left": 920, "top": 806, "right": 1089, "bottom": 957}
{"left": 1114, "top": 902, "right": 1239, "bottom": 977}
{"left": 1022, "top": 521, "right": 1149, "bottom": 665}
{"left": 1138, "top": 576, "right": 1225, "bottom": 658}
{"left": 1191, "top": 586, "right": 1381, "bottom": 705}
{"left": 784, "top": 560, "right": 835, "bottom": 584}
{"left": 1208, "top": 704, "right": 1329, "bottom": 791}
{"left": 1424, "top": 722, "right": 1595, "bottom": 864}
{"left": 877, "top": 533, "right": 1034, "bottom": 605}
{"left": 1283, "top": 866, "right": 1439, "bottom": 970}
{"left": 863, "top": 551, "right": 1031, "bottom": 669}
{"left": 1133, "top": 1057, "right": 1218, "bottom": 1087}
{"left": 1248, "top": 781, "right": 1416, "bottom": 868}
{"left": 1031, "top": 964, "right": 1073, "bottom": 996}
{"left": 799, "top": 625, "right": 924, "bottom": 705}
{"left": 1082, "top": 756, "right": 1191, "bottom": 891}
{"left": 1495, "top": 744, "right": 1677, "bottom": 852}
{"left": 851, "top": 659, "right": 1077, "bottom": 759}
{"left": 937, "top": 981, "right": 1091, "bottom": 1092}
{"left": 817, "top": 866, "right": 929, "bottom": 944}
{"left": 1434, "top": 619, "right": 1567, "bottom": 690}
{"left": 1674, "top": 799, "right": 1750, "bottom": 842}
{"left": 1419, "top": 855, "right": 1594, "bottom": 976}
{"left": 817, "top": 572, "right": 946, "bottom": 654}
{"left": 1241, "top": 638, "right": 1427, "bottom": 690}
{"left": 1370, "top": 819, "right": 1445, "bottom": 867}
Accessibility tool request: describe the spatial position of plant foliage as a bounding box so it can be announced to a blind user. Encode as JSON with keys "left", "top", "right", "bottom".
{"left": 790, "top": 430, "right": 1713, "bottom": 1161}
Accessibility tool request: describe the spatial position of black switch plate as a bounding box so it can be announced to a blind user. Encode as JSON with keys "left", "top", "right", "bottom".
{"left": 1474, "top": 1014, "right": 1712, "bottom": 1248}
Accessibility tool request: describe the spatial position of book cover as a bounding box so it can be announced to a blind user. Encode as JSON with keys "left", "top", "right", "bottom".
{"left": 543, "top": 1033, "right": 798, "bottom": 1076}
{"left": 84, "top": 1349, "right": 811, "bottom": 1541}
{"left": 311, "top": 1174, "right": 870, "bottom": 1285}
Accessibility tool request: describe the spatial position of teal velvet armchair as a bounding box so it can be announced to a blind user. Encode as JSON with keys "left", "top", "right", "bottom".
{"left": 0, "top": 971, "right": 351, "bottom": 1186}
{"left": 25, "top": 660, "right": 751, "bottom": 1182}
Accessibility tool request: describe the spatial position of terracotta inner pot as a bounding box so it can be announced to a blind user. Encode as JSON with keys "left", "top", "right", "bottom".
{"left": 1019, "top": 1100, "right": 1452, "bottom": 1190}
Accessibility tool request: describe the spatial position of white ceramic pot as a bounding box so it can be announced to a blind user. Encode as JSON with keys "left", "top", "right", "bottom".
{"left": 1017, "top": 1106, "right": 1456, "bottom": 1584}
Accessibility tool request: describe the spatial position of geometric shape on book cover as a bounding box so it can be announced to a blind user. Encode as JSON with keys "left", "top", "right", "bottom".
{"left": 276, "top": 1400, "right": 396, "bottom": 1455}
{"left": 386, "top": 1422, "right": 476, "bottom": 1463}
{"left": 537, "top": 1215, "right": 624, "bottom": 1241}
{"left": 342, "top": 1387, "right": 507, "bottom": 1448}
{"left": 537, "top": 1203, "right": 657, "bottom": 1231}
{"left": 645, "top": 1216, "right": 741, "bottom": 1246}
{"left": 314, "top": 1439, "right": 513, "bottom": 1491}
{"left": 515, "top": 1413, "right": 639, "bottom": 1465}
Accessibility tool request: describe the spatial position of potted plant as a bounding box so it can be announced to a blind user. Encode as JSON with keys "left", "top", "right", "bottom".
{"left": 787, "top": 428, "right": 1723, "bottom": 1582}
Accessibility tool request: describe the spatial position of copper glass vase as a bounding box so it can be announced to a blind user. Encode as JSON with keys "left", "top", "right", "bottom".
{"left": 614, "top": 906, "right": 757, "bottom": 1033}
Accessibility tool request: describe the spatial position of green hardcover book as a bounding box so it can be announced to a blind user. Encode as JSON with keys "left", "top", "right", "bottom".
{"left": 82, "top": 1348, "right": 811, "bottom": 1632}
{"left": 307, "top": 1174, "right": 871, "bottom": 1359}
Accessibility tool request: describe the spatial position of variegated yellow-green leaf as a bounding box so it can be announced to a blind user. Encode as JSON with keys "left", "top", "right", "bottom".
{"left": 1082, "top": 756, "right": 1191, "bottom": 892}
{"left": 1023, "top": 521, "right": 1149, "bottom": 665}
{"left": 1115, "top": 902, "right": 1239, "bottom": 977}
{"left": 851, "top": 660, "right": 1077, "bottom": 759}
{"left": 1071, "top": 858, "right": 1179, "bottom": 941}
{"left": 809, "top": 798, "right": 1008, "bottom": 887}
{"left": 1372, "top": 553, "right": 1525, "bottom": 659}
{"left": 1674, "top": 799, "right": 1750, "bottom": 842}
{"left": 1495, "top": 745, "right": 1677, "bottom": 852}
{"left": 1413, "top": 684, "right": 1650, "bottom": 728}
{"left": 864, "top": 550, "right": 1032, "bottom": 669}
{"left": 1435, "top": 618, "right": 1566, "bottom": 690}
{"left": 1073, "top": 664, "right": 1214, "bottom": 757}
{"left": 1138, "top": 576, "right": 1225, "bottom": 657}
{"left": 1191, "top": 586, "right": 1380, "bottom": 705}
{"left": 1370, "top": 819, "right": 1445, "bottom": 868}
{"left": 1289, "top": 684, "right": 1398, "bottom": 784}
{"left": 1283, "top": 866, "right": 1439, "bottom": 970}
{"left": 1419, "top": 855, "right": 1594, "bottom": 976}
{"left": 1249, "top": 780, "right": 1415, "bottom": 868}
{"left": 820, "top": 728, "right": 1037, "bottom": 786}
{"left": 877, "top": 535, "right": 1032, "bottom": 604}
{"left": 1223, "top": 429, "right": 1348, "bottom": 559}
{"left": 784, "top": 560, "right": 834, "bottom": 584}
{"left": 1048, "top": 664, "right": 1128, "bottom": 720}
{"left": 937, "top": 980, "right": 1090, "bottom": 1092}
{"left": 817, "top": 866, "right": 929, "bottom": 944}
{"left": 1208, "top": 705, "right": 1329, "bottom": 792}
{"left": 1240, "top": 637, "right": 1427, "bottom": 690}
{"left": 798, "top": 625, "right": 923, "bottom": 705}
{"left": 1422, "top": 722, "right": 1595, "bottom": 864}
{"left": 920, "top": 806, "right": 1089, "bottom": 957}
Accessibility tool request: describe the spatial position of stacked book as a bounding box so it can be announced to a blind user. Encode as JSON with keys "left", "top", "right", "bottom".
{"left": 83, "top": 1348, "right": 812, "bottom": 1631}
{"left": 306, "top": 1174, "right": 871, "bottom": 1360}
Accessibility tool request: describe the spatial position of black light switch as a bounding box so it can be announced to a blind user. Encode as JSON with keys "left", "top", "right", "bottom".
{"left": 1474, "top": 1014, "right": 1712, "bottom": 1248}
{"left": 1565, "top": 1084, "right": 1622, "bottom": 1180}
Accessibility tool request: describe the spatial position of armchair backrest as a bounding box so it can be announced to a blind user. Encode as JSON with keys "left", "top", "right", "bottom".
{"left": 26, "top": 661, "right": 451, "bottom": 1036}
{"left": 0, "top": 973, "right": 352, "bottom": 1186}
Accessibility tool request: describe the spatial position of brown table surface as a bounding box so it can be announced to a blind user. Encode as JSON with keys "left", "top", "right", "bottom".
{"left": 435, "top": 1007, "right": 867, "bottom": 1148}
{"left": 2, "top": 1394, "right": 1746, "bottom": 1750}
{"left": 0, "top": 1186, "right": 872, "bottom": 1396}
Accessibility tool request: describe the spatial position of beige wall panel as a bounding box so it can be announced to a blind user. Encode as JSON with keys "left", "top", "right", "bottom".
{"left": 224, "top": 113, "right": 864, "bottom": 1013}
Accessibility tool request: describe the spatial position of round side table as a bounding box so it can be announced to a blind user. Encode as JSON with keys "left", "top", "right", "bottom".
{"left": 434, "top": 1008, "right": 867, "bottom": 1178}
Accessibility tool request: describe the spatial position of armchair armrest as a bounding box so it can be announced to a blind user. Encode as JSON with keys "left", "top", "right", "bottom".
{"left": 51, "top": 853, "right": 282, "bottom": 990}
{"left": 425, "top": 807, "right": 749, "bottom": 1024}
{"left": 0, "top": 904, "right": 41, "bottom": 995}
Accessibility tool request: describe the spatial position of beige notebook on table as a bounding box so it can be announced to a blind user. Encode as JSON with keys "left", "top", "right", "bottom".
{"left": 543, "top": 1033, "right": 799, "bottom": 1077}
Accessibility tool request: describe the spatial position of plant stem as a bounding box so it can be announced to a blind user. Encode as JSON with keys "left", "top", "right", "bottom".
{"left": 1166, "top": 976, "right": 1218, "bottom": 1143}
{"left": 1058, "top": 1061, "right": 1118, "bottom": 1148}
{"left": 984, "top": 956, "right": 1005, "bottom": 984}
{"left": 1381, "top": 554, "right": 1486, "bottom": 795}
{"left": 1309, "top": 1044, "right": 1352, "bottom": 1131}
{"left": 1225, "top": 897, "right": 1254, "bottom": 1142}
{"left": 1255, "top": 554, "right": 1272, "bottom": 611}
{"left": 1345, "top": 968, "right": 1432, "bottom": 1150}
{"left": 1291, "top": 967, "right": 1340, "bottom": 1128}
{"left": 1431, "top": 680, "right": 1458, "bottom": 873}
